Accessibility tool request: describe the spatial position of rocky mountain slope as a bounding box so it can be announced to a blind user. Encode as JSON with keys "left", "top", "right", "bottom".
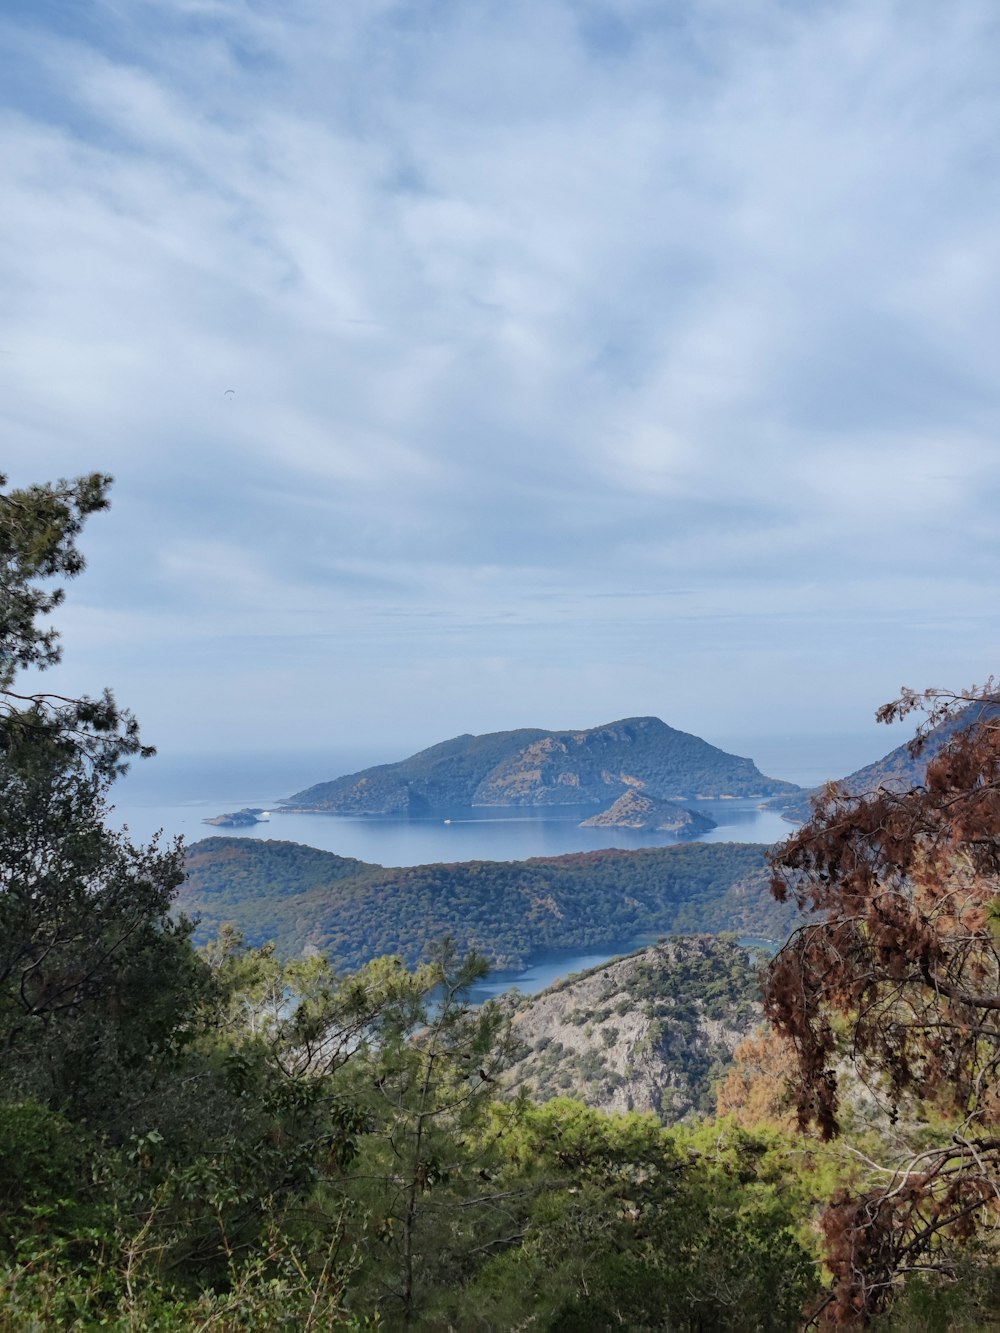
{"left": 283, "top": 716, "right": 799, "bottom": 815}
{"left": 580, "top": 790, "right": 716, "bottom": 833}
{"left": 503, "top": 935, "right": 763, "bottom": 1123}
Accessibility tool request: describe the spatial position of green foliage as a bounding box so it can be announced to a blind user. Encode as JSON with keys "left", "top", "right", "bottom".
{"left": 0, "top": 472, "right": 195, "bottom": 1127}
{"left": 0, "top": 1102, "right": 106, "bottom": 1261}
{"left": 0, "top": 471, "right": 110, "bottom": 686}
{"left": 876, "top": 1261, "right": 1000, "bottom": 1332}
{"left": 0, "top": 920, "right": 824, "bottom": 1330}
{"left": 334, "top": 944, "right": 526, "bottom": 1323}
{"left": 181, "top": 836, "right": 795, "bottom": 969}
{"left": 0, "top": 472, "right": 149, "bottom": 779}
{"left": 0, "top": 935, "right": 456, "bottom": 1328}
{"left": 0, "top": 761, "right": 206, "bottom": 1125}
{"left": 510, "top": 935, "right": 764, "bottom": 1121}
{"left": 0, "top": 474, "right": 374, "bottom": 1326}
{"left": 433, "top": 1102, "right": 819, "bottom": 1331}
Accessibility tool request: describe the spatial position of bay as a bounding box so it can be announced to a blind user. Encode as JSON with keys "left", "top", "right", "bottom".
{"left": 104, "top": 732, "right": 887, "bottom": 1001}
{"left": 106, "top": 727, "right": 895, "bottom": 860}
{"left": 466, "top": 940, "right": 661, "bottom": 1004}
{"left": 465, "top": 933, "right": 777, "bottom": 1005}
{"left": 112, "top": 787, "right": 794, "bottom": 864}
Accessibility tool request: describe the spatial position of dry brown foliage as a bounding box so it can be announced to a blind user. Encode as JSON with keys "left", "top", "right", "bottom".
{"left": 763, "top": 685, "right": 1000, "bottom": 1323}
{"left": 715, "top": 1026, "right": 799, "bottom": 1129}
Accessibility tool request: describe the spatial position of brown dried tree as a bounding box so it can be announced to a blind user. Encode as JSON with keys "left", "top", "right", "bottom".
{"left": 763, "top": 685, "right": 1000, "bottom": 1323}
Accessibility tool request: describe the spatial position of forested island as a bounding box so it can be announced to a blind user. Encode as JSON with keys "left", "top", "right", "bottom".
{"left": 281, "top": 715, "right": 799, "bottom": 815}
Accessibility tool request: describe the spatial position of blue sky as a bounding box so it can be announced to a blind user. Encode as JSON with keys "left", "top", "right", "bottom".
{"left": 3, "top": 0, "right": 999, "bottom": 769}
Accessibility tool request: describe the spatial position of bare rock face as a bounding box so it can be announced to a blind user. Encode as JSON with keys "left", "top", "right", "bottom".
{"left": 502, "top": 935, "right": 762, "bottom": 1124}
{"left": 580, "top": 790, "right": 716, "bottom": 834}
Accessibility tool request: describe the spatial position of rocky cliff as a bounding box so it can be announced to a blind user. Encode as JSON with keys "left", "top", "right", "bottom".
{"left": 503, "top": 935, "right": 763, "bottom": 1123}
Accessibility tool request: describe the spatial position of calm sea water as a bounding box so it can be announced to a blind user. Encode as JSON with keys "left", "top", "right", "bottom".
{"left": 107, "top": 730, "right": 890, "bottom": 863}
{"left": 466, "top": 938, "right": 664, "bottom": 1003}
{"left": 108, "top": 750, "right": 794, "bottom": 862}
{"left": 464, "top": 933, "right": 777, "bottom": 1003}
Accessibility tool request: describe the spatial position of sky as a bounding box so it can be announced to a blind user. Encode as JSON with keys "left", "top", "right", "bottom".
{"left": 3, "top": 0, "right": 1000, "bottom": 776}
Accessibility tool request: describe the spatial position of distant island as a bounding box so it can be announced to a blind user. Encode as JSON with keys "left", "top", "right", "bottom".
{"left": 202, "top": 807, "right": 270, "bottom": 828}
{"left": 281, "top": 716, "right": 799, "bottom": 816}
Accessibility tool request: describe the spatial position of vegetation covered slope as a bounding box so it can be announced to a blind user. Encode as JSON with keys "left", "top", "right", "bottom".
{"left": 505, "top": 935, "right": 763, "bottom": 1122}
{"left": 284, "top": 715, "right": 799, "bottom": 814}
{"left": 180, "top": 837, "right": 796, "bottom": 969}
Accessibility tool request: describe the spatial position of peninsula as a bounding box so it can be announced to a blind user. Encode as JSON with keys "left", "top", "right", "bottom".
{"left": 179, "top": 836, "right": 797, "bottom": 972}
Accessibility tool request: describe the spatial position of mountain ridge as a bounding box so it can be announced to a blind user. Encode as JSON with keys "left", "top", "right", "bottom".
{"left": 766, "top": 703, "right": 997, "bottom": 821}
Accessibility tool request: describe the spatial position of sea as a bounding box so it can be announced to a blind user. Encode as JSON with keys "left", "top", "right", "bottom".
{"left": 105, "top": 731, "right": 895, "bottom": 999}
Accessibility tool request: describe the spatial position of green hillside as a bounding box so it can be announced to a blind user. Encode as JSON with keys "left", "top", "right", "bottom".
{"left": 180, "top": 837, "right": 797, "bottom": 969}
{"left": 505, "top": 935, "right": 765, "bottom": 1122}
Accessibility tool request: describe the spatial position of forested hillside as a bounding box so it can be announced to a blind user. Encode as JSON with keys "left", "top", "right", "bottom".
{"left": 180, "top": 836, "right": 791, "bottom": 968}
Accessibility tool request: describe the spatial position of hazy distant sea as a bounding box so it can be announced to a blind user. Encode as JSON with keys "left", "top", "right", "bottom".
{"left": 106, "top": 732, "right": 889, "bottom": 866}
